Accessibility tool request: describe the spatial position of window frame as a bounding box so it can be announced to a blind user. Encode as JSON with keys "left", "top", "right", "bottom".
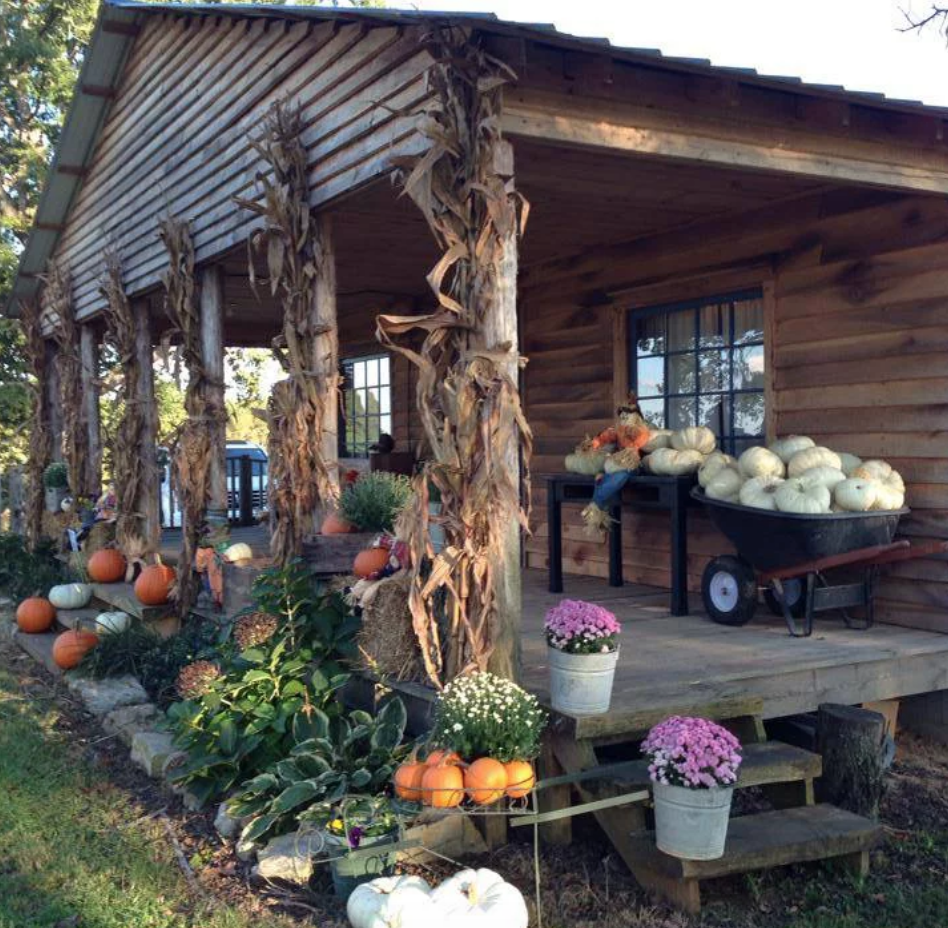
{"left": 339, "top": 352, "right": 393, "bottom": 458}
{"left": 627, "top": 288, "right": 766, "bottom": 455}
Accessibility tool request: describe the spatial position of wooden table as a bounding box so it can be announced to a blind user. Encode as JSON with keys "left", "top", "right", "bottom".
{"left": 544, "top": 473, "right": 697, "bottom": 616}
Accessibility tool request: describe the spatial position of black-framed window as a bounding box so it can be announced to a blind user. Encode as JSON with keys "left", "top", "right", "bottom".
{"left": 341, "top": 354, "right": 392, "bottom": 457}
{"left": 629, "top": 289, "right": 766, "bottom": 455}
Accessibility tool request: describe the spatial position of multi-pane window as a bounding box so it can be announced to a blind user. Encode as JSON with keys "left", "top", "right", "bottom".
{"left": 341, "top": 354, "right": 392, "bottom": 457}
{"left": 630, "top": 290, "right": 766, "bottom": 455}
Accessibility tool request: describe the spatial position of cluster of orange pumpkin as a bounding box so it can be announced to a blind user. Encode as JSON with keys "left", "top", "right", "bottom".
{"left": 320, "top": 512, "right": 391, "bottom": 580}
{"left": 393, "top": 750, "right": 536, "bottom": 809}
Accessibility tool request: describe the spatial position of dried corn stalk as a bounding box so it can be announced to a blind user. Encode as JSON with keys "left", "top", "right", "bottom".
{"left": 18, "top": 298, "right": 51, "bottom": 549}
{"left": 235, "top": 99, "right": 340, "bottom": 564}
{"left": 45, "top": 260, "right": 90, "bottom": 500}
{"left": 377, "top": 28, "right": 532, "bottom": 686}
{"left": 160, "top": 217, "right": 222, "bottom": 618}
{"left": 99, "top": 249, "right": 149, "bottom": 568}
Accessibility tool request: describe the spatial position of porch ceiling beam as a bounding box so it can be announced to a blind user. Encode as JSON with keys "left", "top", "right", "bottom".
{"left": 502, "top": 90, "right": 948, "bottom": 196}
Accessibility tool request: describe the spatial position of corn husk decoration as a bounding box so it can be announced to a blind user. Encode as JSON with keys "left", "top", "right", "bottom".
{"left": 377, "top": 28, "right": 532, "bottom": 686}
{"left": 565, "top": 436, "right": 612, "bottom": 476}
{"left": 18, "top": 298, "right": 51, "bottom": 550}
{"left": 235, "top": 100, "right": 341, "bottom": 565}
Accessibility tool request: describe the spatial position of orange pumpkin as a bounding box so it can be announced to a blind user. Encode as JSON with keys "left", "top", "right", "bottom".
{"left": 464, "top": 757, "right": 508, "bottom": 805}
{"left": 422, "top": 763, "right": 464, "bottom": 808}
{"left": 52, "top": 628, "right": 99, "bottom": 669}
{"left": 134, "top": 563, "right": 176, "bottom": 606}
{"left": 16, "top": 597, "right": 56, "bottom": 634}
{"left": 87, "top": 548, "right": 126, "bottom": 583}
{"left": 424, "top": 748, "right": 461, "bottom": 767}
{"left": 321, "top": 512, "right": 355, "bottom": 535}
{"left": 353, "top": 546, "right": 389, "bottom": 580}
{"left": 393, "top": 761, "right": 427, "bottom": 802}
{"left": 504, "top": 760, "right": 536, "bottom": 799}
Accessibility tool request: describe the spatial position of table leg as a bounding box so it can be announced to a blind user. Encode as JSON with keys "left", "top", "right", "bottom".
{"left": 670, "top": 483, "right": 689, "bottom": 615}
{"left": 609, "top": 503, "right": 623, "bottom": 587}
{"left": 548, "top": 487, "right": 563, "bottom": 594}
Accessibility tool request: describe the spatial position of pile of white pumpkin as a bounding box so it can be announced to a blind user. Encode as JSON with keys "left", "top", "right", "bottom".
{"left": 347, "top": 869, "right": 528, "bottom": 928}
{"left": 696, "top": 435, "right": 905, "bottom": 515}
{"left": 46, "top": 582, "right": 132, "bottom": 635}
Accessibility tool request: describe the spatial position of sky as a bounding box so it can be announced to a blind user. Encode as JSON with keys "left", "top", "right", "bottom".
{"left": 404, "top": 0, "right": 948, "bottom": 108}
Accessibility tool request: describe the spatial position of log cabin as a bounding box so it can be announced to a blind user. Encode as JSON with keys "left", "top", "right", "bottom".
{"left": 7, "top": 1, "right": 948, "bottom": 904}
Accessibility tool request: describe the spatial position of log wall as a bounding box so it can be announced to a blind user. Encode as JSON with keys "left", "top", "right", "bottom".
{"left": 520, "top": 189, "right": 948, "bottom": 632}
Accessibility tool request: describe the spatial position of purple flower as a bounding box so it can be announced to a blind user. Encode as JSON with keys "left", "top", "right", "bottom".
{"left": 544, "top": 600, "right": 621, "bottom": 653}
{"left": 642, "top": 716, "right": 742, "bottom": 789}
{"left": 347, "top": 826, "right": 364, "bottom": 849}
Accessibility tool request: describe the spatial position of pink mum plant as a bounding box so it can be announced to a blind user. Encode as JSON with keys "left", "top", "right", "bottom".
{"left": 642, "top": 716, "right": 742, "bottom": 789}
{"left": 544, "top": 599, "right": 621, "bottom": 654}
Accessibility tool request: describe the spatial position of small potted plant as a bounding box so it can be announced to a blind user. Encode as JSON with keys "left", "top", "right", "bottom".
{"left": 43, "top": 462, "right": 70, "bottom": 513}
{"left": 642, "top": 716, "right": 742, "bottom": 860}
{"left": 544, "top": 599, "right": 621, "bottom": 716}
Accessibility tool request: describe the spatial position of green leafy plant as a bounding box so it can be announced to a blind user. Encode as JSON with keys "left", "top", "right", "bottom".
{"left": 339, "top": 472, "right": 413, "bottom": 533}
{"left": 79, "top": 624, "right": 162, "bottom": 680}
{"left": 0, "top": 533, "right": 75, "bottom": 600}
{"left": 42, "top": 461, "right": 69, "bottom": 489}
{"left": 227, "top": 697, "right": 409, "bottom": 844}
{"left": 321, "top": 795, "right": 401, "bottom": 848}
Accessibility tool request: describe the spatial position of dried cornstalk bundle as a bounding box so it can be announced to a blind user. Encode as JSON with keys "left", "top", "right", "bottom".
{"left": 99, "top": 249, "right": 149, "bottom": 565}
{"left": 159, "top": 217, "right": 222, "bottom": 618}
{"left": 18, "top": 298, "right": 51, "bottom": 549}
{"left": 235, "top": 99, "right": 340, "bottom": 564}
{"left": 45, "top": 259, "right": 90, "bottom": 499}
{"left": 377, "top": 28, "right": 532, "bottom": 686}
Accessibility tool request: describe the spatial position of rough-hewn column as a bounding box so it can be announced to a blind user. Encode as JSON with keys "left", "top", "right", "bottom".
{"left": 79, "top": 324, "right": 102, "bottom": 496}
{"left": 134, "top": 300, "right": 160, "bottom": 554}
{"left": 45, "top": 340, "right": 63, "bottom": 464}
{"left": 199, "top": 265, "right": 228, "bottom": 522}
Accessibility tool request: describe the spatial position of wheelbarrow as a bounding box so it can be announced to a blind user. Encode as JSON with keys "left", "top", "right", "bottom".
{"left": 691, "top": 489, "right": 947, "bottom": 636}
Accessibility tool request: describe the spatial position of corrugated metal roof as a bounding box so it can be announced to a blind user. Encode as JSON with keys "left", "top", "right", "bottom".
{"left": 7, "top": 0, "right": 947, "bottom": 315}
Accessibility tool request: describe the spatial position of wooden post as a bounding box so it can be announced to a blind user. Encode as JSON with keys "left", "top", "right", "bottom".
{"left": 45, "top": 340, "right": 63, "bottom": 464}
{"left": 484, "top": 141, "right": 522, "bottom": 682}
{"left": 134, "top": 300, "right": 160, "bottom": 554}
{"left": 199, "top": 265, "right": 228, "bottom": 523}
{"left": 8, "top": 467, "right": 24, "bottom": 535}
{"left": 80, "top": 324, "right": 102, "bottom": 496}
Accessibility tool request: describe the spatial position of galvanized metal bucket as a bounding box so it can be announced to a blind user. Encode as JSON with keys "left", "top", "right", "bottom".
{"left": 652, "top": 782, "right": 734, "bottom": 859}
{"left": 548, "top": 646, "right": 619, "bottom": 716}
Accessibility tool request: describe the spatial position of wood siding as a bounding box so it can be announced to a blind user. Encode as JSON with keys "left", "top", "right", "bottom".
{"left": 521, "top": 189, "right": 948, "bottom": 632}
{"left": 45, "top": 15, "right": 430, "bottom": 324}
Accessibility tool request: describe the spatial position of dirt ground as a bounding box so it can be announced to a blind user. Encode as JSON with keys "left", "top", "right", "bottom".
{"left": 2, "top": 634, "right": 946, "bottom": 928}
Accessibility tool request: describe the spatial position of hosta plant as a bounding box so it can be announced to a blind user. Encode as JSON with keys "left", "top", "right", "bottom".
{"left": 227, "top": 697, "right": 409, "bottom": 844}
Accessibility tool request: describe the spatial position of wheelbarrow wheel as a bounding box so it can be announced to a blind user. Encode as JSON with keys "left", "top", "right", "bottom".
{"left": 702, "top": 555, "right": 758, "bottom": 626}
{"left": 764, "top": 578, "right": 806, "bottom": 618}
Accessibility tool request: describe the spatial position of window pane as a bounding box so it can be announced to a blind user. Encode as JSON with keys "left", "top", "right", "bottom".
{"left": 639, "top": 398, "right": 664, "bottom": 427}
{"left": 732, "top": 436, "right": 759, "bottom": 456}
{"left": 668, "top": 354, "right": 696, "bottom": 394}
{"left": 379, "top": 356, "right": 390, "bottom": 384}
{"left": 698, "top": 303, "right": 728, "bottom": 348}
{"left": 368, "top": 387, "right": 381, "bottom": 414}
{"left": 365, "top": 359, "right": 379, "bottom": 387}
{"left": 733, "top": 345, "right": 765, "bottom": 390}
{"left": 734, "top": 393, "right": 765, "bottom": 436}
{"left": 381, "top": 414, "right": 392, "bottom": 434}
{"left": 636, "top": 316, "right": 664, "bottom": 355}
{"left": 669, "top": 396, "right": 696, "bottom": 429}
{"left": 699, "top": 350, "right": 728, "bottom": 393}
{"left": 637, "top": 356, "right": 664, "bottom": 396}
{"left": 734, "top": 297, "right": 764, "bottom": 344}
{"left": 379, "top": 386, "right": 391, "bottom": 416}
{"left": 353, "top": 363, "right": 366, "bottom": 389}
{"left": 667, "top": 309, "right": 695, "bottom": 351}
{"left": 699, "top": 394, "right": 730, "bottom": 441}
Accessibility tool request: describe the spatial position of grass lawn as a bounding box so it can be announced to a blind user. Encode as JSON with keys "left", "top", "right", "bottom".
{"left": 0, "top": 645, "right": 292, "bottom": 928}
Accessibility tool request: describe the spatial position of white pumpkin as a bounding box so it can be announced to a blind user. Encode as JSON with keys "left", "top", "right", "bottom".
{"left": 670, "top": 426, "right": 716, "bottom": 455}
{"left": 853, "top": 459, "right": 893, "bottom": 483}
{"left": 48, "top": 583, "right": 93, "bottom": 611}
{"left": 95, "top": 611, "right": 132, "bottom": 635}
{"left": 430, "top": 869, "right": 528, "bottom": 928}
{"left": 705, "top": 467, "right": 743, "bottom": 502}
{"left": 564, "top": 448, "right": 610, "bottom": 476}
{"left": 787, "top": 446, "right": 842, "bottom": 478}
{"left": 739, "top": 475, "right": 785, "bottom": 511}
{"left": 775, "top": 477, "right": 831, "bottom": 515}
{"left": 799, "top": 466, "right": 847, "bottom": 493}
{"left": 698, "top": 451, "right": 737, "bottom": 488}
{"left": 223, "top": 542, "right": 253, "bottom": 564}
{"left": 834, "top": 478, "right": 878, "bottom": 512}
{"left": 738, "top": 446, "right": 785, "bottom": 480}
{"left": 870, "top": 473, "right": 906, "bottom": 511}
{"left": 837, "top": 452, "right": 863, "bottom": 477}
{"left": 646, "top": 447, "right": 704, "bottom": 476}
{"left": 768, "top": 435, "right": 815, "bottom": 464}
{"left": 347, "top": 875, "right": 435, "bottom": 928}
{"left": 642, "top": 429, "right": 673, "bottom": 453}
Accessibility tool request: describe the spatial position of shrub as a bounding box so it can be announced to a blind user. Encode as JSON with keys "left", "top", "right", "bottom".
{"left": 339, "top": 472, "right": 413, "bottom": 533}
{"left": 0, "top": 534, "right": 75, "bottom": 601}
{"left": 42, "top": 462, "right": 69, "bottom": 489}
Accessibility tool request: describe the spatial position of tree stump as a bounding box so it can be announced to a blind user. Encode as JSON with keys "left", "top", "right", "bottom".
{"left": 817, "top": 703, "right": 889, "bottom": 820}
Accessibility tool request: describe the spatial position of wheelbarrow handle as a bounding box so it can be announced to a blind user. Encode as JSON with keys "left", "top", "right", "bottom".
{"left": 759, "top": 540, "right": 909, "bottom": 582}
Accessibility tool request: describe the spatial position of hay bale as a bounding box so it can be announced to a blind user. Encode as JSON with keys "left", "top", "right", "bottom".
{"left": 355, "top": 572, "right": 425, "bottom": 682}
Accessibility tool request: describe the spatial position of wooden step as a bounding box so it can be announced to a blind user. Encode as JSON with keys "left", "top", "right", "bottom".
{"left": 628, "top": 804, "right": 880, "bottom": 882}
{"left": 91, "top": 583, "right": 172, "bottom": 623}
{"left": 55, "top": 607, "right": 101, "bottom": 632}
{"left": 13, "top": 630, "right": 63, "bottom": 677}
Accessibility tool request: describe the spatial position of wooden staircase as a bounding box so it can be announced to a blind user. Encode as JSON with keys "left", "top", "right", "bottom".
{"left": 540, "top": 696, "right": 882, "bottom": 914}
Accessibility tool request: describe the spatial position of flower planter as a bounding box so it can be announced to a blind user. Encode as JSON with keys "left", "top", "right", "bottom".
{"left": 652, "top": 782, "right": 734, "bottom": 860}
{"left": 548, "top": 646, "right": 619, "bottom": 716}
{"left": 330, "top": 831, "right": 398, "bottom": 901}
{"left": 44, "top": 486, "right": 68, "bottom": 514}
